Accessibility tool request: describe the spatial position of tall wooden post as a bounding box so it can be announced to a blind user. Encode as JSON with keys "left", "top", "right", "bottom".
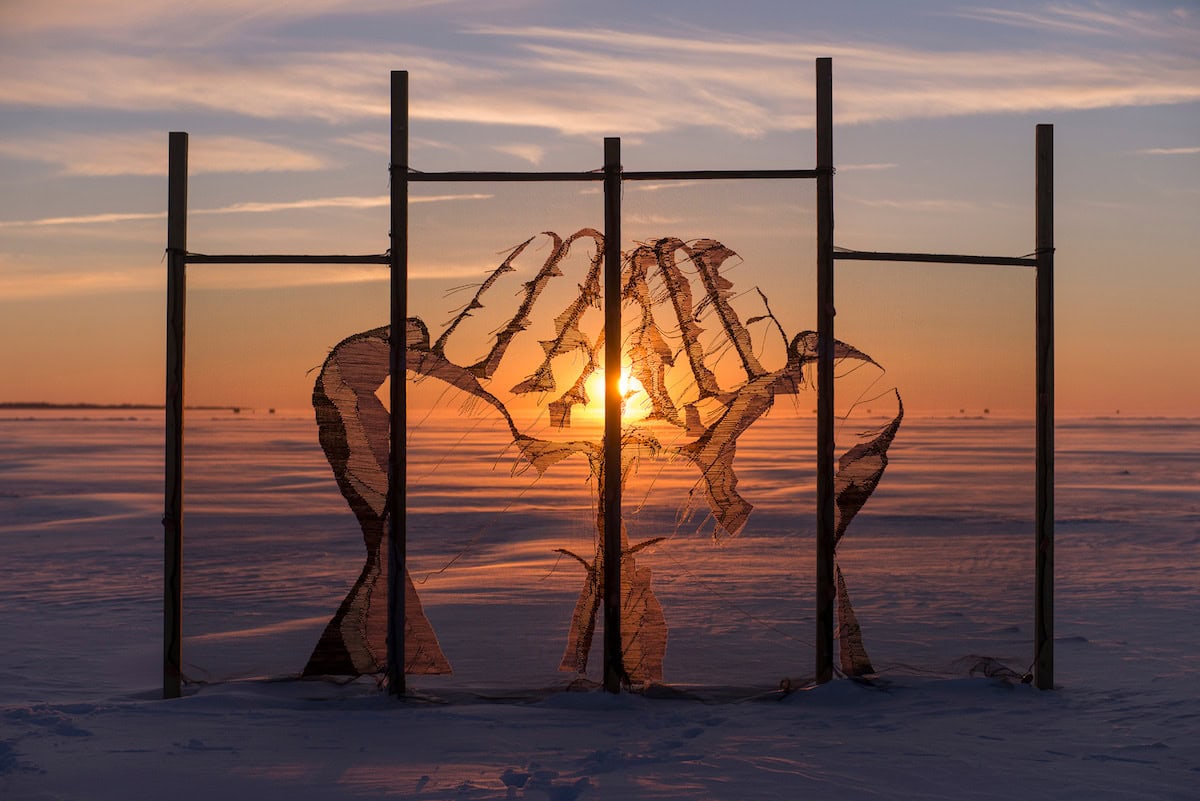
{"left": 814, "top": 58, "right": 836, "bottom": 684}
{"left": 387, "top": 70, "right": 409, "bottom": 696}
{"left": 164, "top": 131, "right": 188, "bottom": 699}
{"left": 1034, "top": 124, "right": 1054, "bottom": 689}
{"left": 602, "top": 136, "right": 624, "bottom": 693}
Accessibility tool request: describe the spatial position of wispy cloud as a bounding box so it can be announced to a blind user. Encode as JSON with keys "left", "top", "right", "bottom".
{"left": 0, "top": 193, "right": 491, "bottom": 229}
{"left": 197, "top": 195, "right": 390, "bottom": 216}
{"left": 3, "top": 13, "right": 1197, "bottom": 138}
{"left": 0, "top": 211, "right": 167, "bottom": 229}
{"left": 951, "top": 3, "right": 1193, "bottom": 41}
{"left": 475, "top": 25, "right": 1200, "bottom": 131}
{"left": 848, "top": 196, "right": 979, "bottom": 212}
{"left": 334, "top": 132, "right": 464, "bottom": 158}
{"left": 0, "top": 133, "right": 327, "bottom": 176}
{"left": 0, "top": 251, "right": 161, "bottom": 298}
{"left": 0, "top": 50, "right": 397, "bottom": 123}
{"left": 631, "top": 181, "right": 703, "bottom": 192}
{"left": 0, "top": 256, "right": 499, "bottom": 298}
{"left": 838, "top": 163, "right": 898, "bottom": 172}
{"left": 1137, "top": 146, "right": 1200, "bottom": 155}
{"left": 198, "top": 193, "right": 492, "bottom": 215}
{"left": 0, "top": 0, "right": 457, "bottom": 35}
{"left": 491, "top": 143, "right": 545, "bottom": 165}
{"left": 0, "top": 260, "right": 382, "bottom": 299}
{"left": 335, "top": 132, "right": 390, "bottom": 155}
{"left": 626, "top": 213, "right": 685, "bottom": 226}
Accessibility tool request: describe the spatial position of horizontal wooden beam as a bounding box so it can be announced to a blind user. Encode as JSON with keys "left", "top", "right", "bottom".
{"left": 624, "top": 169, "right": 820, "bottom": 181}
{"left": 184, "top": 253, "right": 390, "bottom": 265}
{"left": 833, "top": 250, "right": 1037, "bottom": 267}
{"left": 406, "top": 168, "right": 820, "bottom": 182}
{"left": 409, "top": 171, "right": 602, "bottom": 182}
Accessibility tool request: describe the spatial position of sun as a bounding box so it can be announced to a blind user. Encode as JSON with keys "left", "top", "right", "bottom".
{"left": 580, "top": 365, "right": 643, "bottom": 422}
{"left": 618, "top": 366, "right": 643, "bottom": 397}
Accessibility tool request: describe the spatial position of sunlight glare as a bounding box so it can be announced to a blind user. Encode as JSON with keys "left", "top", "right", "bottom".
{"left": 580, "top": 364, "right": 645, "bottom": 423}
{"left": 618, "top": 366, "right": 643, "bottom": 398}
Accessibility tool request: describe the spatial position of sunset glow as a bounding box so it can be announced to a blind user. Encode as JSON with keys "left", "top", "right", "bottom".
{"left": 578, "top": 366, "right": 645, "bottom": 422}
{"left": 0, "top": 2, "right": 1196, "bottom": 417}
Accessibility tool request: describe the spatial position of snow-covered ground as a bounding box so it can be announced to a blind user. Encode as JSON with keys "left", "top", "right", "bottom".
{"left": 2, "top": 411, "right": 1197, "bottom": 799}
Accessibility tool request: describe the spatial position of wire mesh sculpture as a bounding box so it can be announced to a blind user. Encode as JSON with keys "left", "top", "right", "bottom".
{"left": 303, "top": 230, "right": 902, "bottom": 686}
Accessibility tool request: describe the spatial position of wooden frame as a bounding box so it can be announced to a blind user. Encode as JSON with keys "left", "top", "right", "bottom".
{"left": 163, "top": 58, "right": 1055, "bottom": 698}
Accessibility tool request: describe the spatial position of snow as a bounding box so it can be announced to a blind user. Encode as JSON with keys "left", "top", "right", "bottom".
{"left": 2, "top": 411, "right": 1198, "bottom": 799}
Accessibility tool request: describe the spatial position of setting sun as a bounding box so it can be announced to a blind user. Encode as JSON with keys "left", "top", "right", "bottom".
{"left": 618, "top": 366, "right": 643, "bottom": 398}
{"left": 578, "top": 364, "right": 645, "bottom": 422}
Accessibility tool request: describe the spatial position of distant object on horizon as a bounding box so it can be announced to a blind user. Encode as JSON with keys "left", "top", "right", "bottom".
{"left": 0, "top": 401, "right": 249, "bottom": 412}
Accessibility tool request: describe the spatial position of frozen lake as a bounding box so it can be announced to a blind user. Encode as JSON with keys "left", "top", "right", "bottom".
{"left": 1, "top": 410, "right": 1197, "bottom": 798}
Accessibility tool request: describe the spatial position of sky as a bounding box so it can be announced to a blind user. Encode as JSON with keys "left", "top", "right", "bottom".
{"left": 0, "top": 0, "right": 1197, "bottom": 416}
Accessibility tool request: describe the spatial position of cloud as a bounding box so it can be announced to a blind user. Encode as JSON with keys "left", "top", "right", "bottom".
{"left": 838, "top": 163, "right": 898, "bottom": 172}
{"left": 0, "top": 192, "right": 491, "bottom": 229}
{"left": 0, "top": 260, "right": 383, "bottom": 298}
{"left": 0, "top": 249, "right": 493, "bottom": 298}
{"left": 950, "top": 4, "right": 1194, "bottom": 42}
{"left": 0, "top": 255, "right": 159, "bottom": 298}
{"left": 476, "top": 25, "right": 1200, "bottom": 130}
{"left": 1137, "top": 146, "right": 1200, "bottom": 155}
{"left": 847, "top": 196, "right": 978, "bottom": 212}
{"left": 491, "top": 143, "right": 545, "bottom": 165}
{"left": 0, "top": 50, "right": 392, "bottom": 123}
{"left": 626, "top": 213, "right": 685, "bottom": 226}
{"left": 0, "top": 211, "right": 167, "bottom": 229}
{"left": 0, "top": 133, "right": 327, "bottom": 176}
{"left": 4, "top": 12, "right": 1198, "bottom": 139}
{"left": 335, "top": 132, "right": 390, "bottom": 155}
{"left": 334, "top": 132, "right": 462, "bottom": 158}
{"left": 631, "top": 181, "right": 703, "bottom": 192}
{"left": 193, "top": 193, "right": 491, "bottom": 215}
{"left": 0, "top": 0, "right": 456, "bottom": 36}
{"left": 196, "top": 196, "right": 390, "bottom": 216}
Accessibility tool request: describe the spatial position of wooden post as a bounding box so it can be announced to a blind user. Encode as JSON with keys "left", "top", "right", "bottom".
{"left": 387, "top": 70, "right": 409, "bottom": 696}
{"left": 814, "top": 57, "right": 836, "bottom": 684}
{"left": 164, "top": 131, "right": 187, "bottom": 700}
{"left": 1034, "top": 124, "right": 1054, "bottom": 689}
{"left": 602, "top": 136, "right": 624, "bottom": 693}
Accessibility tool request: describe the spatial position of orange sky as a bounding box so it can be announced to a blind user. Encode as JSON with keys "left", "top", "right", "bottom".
{"left": 1, "top": 2, "right": 1197, "bottom": 416}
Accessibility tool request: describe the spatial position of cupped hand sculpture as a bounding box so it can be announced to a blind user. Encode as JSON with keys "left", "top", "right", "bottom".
{"left": 303, "top": 230, "right": 901, "bottom": 685}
